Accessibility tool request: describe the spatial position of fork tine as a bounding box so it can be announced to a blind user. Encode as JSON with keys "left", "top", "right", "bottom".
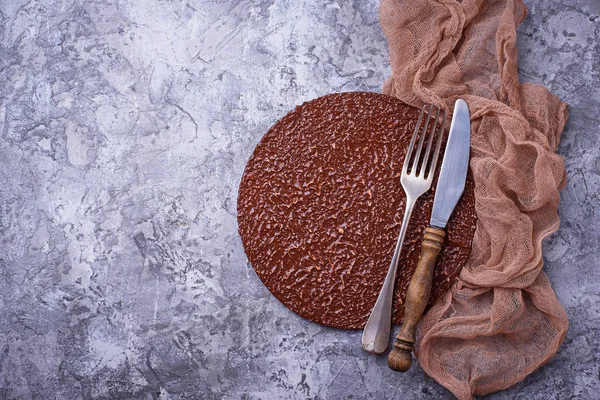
{"left": 402, "top": 105, "right": 426, "bottom": 174}
{"left": 411, "top": 104, "right": 434, "bottom": 176}
{"left": 421, "top": 106, "right": 441, "bottom": 178}
{"left": 427, "top": 109, "right": 447, "bottom": 179}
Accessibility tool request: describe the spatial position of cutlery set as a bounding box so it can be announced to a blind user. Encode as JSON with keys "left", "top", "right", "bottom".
{"left": 361, "top": 99, "right": 471, "bottom": 372}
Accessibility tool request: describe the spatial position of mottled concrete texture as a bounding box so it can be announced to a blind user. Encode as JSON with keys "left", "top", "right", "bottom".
{"left": 0, "top": 0, "right": 598, "bottom": 398}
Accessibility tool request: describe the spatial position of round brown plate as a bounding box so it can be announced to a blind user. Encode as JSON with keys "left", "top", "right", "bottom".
{"left": 237, "top": 92, "right": 476, "bottom": 329}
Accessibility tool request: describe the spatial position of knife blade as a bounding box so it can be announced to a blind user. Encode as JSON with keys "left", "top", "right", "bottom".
{"left": 430, "top": 98, "right": 471, "bottom": 228}
{"left": 387, "top": 99, "right": 471, "bottom": 372}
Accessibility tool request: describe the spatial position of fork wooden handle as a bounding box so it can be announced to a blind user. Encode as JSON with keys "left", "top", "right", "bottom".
{"left": 388, "top": 226, "right": 445, "bottom": 372}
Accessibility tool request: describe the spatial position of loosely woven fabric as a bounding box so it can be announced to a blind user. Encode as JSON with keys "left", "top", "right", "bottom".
{"left": 379, "top": 0, "right": 569, "bottom": 398}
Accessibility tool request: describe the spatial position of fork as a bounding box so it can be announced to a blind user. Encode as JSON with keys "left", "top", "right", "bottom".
{"left": 361, "top": 104, "right": 446, "bottom": 354}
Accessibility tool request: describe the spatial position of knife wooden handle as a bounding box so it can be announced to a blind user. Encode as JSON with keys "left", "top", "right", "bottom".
{"left": 387, "top": 226, "right": 445, "bottom": 372}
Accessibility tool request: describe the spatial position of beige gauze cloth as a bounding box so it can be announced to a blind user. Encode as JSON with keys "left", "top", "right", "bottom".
{"left": 379, "top": 0, "right": 569, "bottom": 398}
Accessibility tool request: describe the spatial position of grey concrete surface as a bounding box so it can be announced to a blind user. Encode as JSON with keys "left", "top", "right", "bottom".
{"left": 0, "top": 0, "right": 598, "bottom": 399}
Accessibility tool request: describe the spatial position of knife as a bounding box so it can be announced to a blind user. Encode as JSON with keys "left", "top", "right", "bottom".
{"left": 387, "top": 99, "right": 471, "bottom": 372}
